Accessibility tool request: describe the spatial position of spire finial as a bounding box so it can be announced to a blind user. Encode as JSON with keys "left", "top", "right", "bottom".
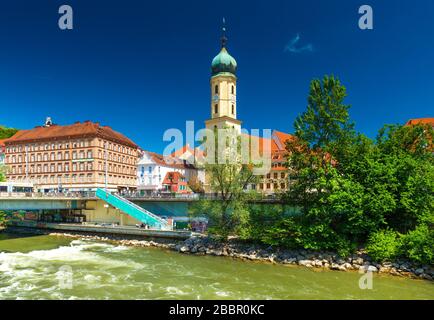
{"left": 221, "top": 17, "right": 227, "bottom": 48}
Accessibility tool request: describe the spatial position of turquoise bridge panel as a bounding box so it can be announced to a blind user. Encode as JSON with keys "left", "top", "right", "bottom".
{"left": 95, "top": 189, "right": 169, "bottom": 229}
{"left": 133, "top": 201, "right": 189, "bottom": 217}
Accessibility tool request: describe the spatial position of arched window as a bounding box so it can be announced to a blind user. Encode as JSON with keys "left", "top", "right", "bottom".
{"left": 214, "top": 84, "right": 219, "bottom": 94}
{"left": 231, "top": 85, "right": 234, "bottom": 94}
{"left": 232, "top": 104, "right": 235, "bottom": 115}
{"left": 214, "top": 104, "right": 218, "bottom": 114}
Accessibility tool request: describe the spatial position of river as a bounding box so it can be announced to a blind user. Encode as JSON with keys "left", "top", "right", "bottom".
{"left": 0, "top": 232, "right": 433, "bottom": 300}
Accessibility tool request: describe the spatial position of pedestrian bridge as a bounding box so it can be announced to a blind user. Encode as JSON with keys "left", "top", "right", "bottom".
{"left": 0, "top": 192, "right": 192, "bottom": 218}
{"left": 0, "top": 192, "right": 296, "bottom": 225}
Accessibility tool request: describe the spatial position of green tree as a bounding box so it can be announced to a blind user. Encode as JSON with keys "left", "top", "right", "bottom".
{"left": 284, "top": 75, "right": 362, "bottom": 255}
{"left": 376, "top": 123, "right": 434, "bottom": 232}
{"left": 0, "top": 126, "right": 18, "bottom": 139}
{"left": 281, "top": 75, "right": 434, "bottom": 259}
{"left": 293, "top": 75, "right": 355, "bottom": 164}
{"left": 215, "top": 73, "right": 434, "bottom": 264}
{"left": 190, "top": 128, "right": 259, "bottom": 239}
{"left": 0, "top": 125, "right": 17, "bottom": 182}
{"left": 0, "top": 164, "right": 7, "bottom": 182}
{"left": 187, "top": 175, "right": 205, "bottom": 194}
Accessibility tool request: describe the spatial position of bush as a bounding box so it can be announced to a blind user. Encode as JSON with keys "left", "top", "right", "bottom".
{"left": 366, "top": 229, "right": 402, "bottom": 262}
{"left": 260, "top": 217, "right": 301, "bottom": 248}
{"left": 401, "top": 224, "right": 434, "bottom": 265}
{"left": 0, "top": 210, "right": 6, "bottom": 226}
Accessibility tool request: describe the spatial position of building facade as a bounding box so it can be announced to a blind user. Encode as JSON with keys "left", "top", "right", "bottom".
{"left": 0, "top": 139, "right": 7, "bottom": 165}
{"left": 255, "top": 130, "right": 293, "bottom": 194}
{"left": 4, "top": 119, "right": 138, "bottom": 192}
{"left": 137, "top": 150, "right": 205, "bottom": 194}
{"left": 162, "top": 171, "right": 189, "bottom": 193}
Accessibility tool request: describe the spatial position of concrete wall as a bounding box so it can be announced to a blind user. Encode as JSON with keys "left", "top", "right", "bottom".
{"left": 83, "top": 200, "right": 142, "bottom": 226}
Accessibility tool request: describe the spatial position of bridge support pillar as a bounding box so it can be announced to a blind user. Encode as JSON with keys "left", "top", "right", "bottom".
{"left": 120, "top": 211, "right": 126, "bottom": 226}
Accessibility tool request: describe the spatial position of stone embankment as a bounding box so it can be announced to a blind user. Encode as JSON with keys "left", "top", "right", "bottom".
{"left": 43, "top": 231, "right": 434, "bottom": 282}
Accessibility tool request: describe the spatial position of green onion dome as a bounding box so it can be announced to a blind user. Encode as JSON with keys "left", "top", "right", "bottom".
{"left": 211, "top": 47, "right": 237, "bottom": 76}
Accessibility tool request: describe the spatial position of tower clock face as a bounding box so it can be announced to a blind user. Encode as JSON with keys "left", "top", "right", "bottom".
{"left": 212, "top": 95, "right": 219, "bottom": 102}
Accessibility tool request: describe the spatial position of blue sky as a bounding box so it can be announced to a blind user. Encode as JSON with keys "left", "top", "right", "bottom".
{"left": 0, "top": 0, "right": 433, "bottom": 152}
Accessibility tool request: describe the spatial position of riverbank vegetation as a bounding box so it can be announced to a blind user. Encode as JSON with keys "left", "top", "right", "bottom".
{"left": 0, "top": 125, "right": 18, "bottom": 182}
{"left": 191, "top": 75, "right": 434, "bottom": 266}
{"left": 0, "top": 211, "right": 6, "bottom": 227}
{"left": 0, "top": 125, "right": 18, "bottom": 140}
{"left": 0, "top": 165, "right": 6, "bottom": 182}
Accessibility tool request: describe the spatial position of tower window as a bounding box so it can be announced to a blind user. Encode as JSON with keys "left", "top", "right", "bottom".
{"left": 231, "top": 85, "right": 234, "bottom": 94}
{"left": 214, "top": 85, "right": 219, "bottom": 94}
{"left": 232, "top": 104, "right": 235, "bottom": 115}
{"left": 214, "top": 104, "right": 218, "bottom": 114}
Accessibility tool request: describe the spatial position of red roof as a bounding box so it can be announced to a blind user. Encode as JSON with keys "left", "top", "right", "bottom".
{"left": 162, "top": 171, "right": 185, "bottom": 185}
{"left": 241, "top": 133, "right": 277, "bottom": 153}
{"left": 5, "top": 121, "right": 138, "bottom": 148}
{"left": 0, "top": 138, "right": 8, "bottom": 148}
{"left": 241, "top": 130, "right": 294, "bottom": 154}
{"left": 142, "top": 150, "right": 196, "bottom": 169}
{"left": 273, "top": 130, "right": 295, "bottom": 145}
{"left": 405, "top": 118, "right": 434, "bottom": 127}
{"left": 171, "top": 144, "right": 205, "bottom": 159}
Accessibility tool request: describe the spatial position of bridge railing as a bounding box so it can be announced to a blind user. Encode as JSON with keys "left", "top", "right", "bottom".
{"left": 0, "top": 191, "right": 281, "bottom": 201}
{"left": 122, "top": 192, "right": 280, "bottom": 201}
{"left": 0, "top": 191, "right": 97, "bottom": 199}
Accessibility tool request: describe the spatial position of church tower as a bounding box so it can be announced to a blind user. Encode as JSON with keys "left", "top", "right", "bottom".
{"left": 205, "top": 20, "right": 241, "bottom": 133}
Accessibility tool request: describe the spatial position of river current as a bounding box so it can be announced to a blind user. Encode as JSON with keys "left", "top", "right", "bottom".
{"left": 0, "top": 233, "right": 433, "bottom": 300}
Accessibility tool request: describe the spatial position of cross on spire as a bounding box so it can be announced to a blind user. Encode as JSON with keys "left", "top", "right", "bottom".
{"left": 221, "top": 17, "right": 228, "bottom": 48}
